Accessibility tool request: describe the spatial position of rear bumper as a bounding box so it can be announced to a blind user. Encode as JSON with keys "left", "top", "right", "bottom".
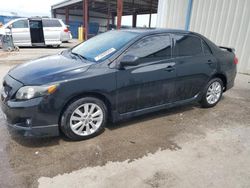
{"left": 0, "top": 97, "right": 60, "bottom": 137}
{"left": 226, "top": 80, "right": 234, "bottom": 91}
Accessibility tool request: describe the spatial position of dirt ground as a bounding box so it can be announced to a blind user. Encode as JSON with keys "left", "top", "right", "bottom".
{"left": 0, "top": 43, "right": 250, "bottom": 188}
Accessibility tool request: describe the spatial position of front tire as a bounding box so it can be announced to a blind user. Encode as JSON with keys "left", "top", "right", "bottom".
{"left": 200, "top": 78, "right": 223, "bottom": 108}
{"left": 60, "top": 97, "right": 107, "bottom": 140}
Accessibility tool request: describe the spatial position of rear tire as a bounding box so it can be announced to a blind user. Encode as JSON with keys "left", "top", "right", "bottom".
{"left": 60, "top": 97, "right": 107, "bottom": 141}
{"left": 200, "top": 78, "right": 223, "bottom": 108}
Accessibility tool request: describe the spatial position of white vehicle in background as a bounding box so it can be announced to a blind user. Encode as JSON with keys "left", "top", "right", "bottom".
{"left": 0, "top": 17, "right": 72, "bottom": 47}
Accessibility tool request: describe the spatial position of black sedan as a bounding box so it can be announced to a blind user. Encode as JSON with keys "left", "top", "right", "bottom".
{"left": 0, "top": 29, "right": 237, "bottom": 140}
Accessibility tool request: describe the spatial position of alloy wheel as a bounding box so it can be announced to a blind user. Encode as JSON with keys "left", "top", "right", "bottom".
{"left": 206, "top": 81, "right": 222, "bottom": 105}
{"left": 70, "top": 103, "right": 104, "bottom": 136}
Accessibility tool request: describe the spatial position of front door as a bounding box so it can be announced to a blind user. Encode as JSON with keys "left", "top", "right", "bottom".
{"left": 10, "top": 19, "right": 31, "bottom": 46}
{"left": 116, "top": 34, "right": 176, "bottom": 114}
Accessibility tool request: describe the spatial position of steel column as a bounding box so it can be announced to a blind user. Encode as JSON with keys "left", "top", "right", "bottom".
{"left": 185, "top": 0, "right": 193, "bottom": 30}
{"left": 65, "top": 7, "right": 69, "bottom": 24}
{"left": 117, "top": 0, "right": 123, "bottom": 29}
{"left": 83, "top": 0, "right": 88, "bottom": 40}
{"left": 132, "top": 12, "right": 137, "bottom": 28}
{"left": 149, "top": 13, "right": 152, "bottom": 28}
{"left": 107, "top": 0, "right": 111, "bottom": 30}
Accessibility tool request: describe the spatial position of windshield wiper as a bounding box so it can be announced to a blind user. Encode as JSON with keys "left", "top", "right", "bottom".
{"left": 71, "top": 51, "right": 88, "bottom": 61}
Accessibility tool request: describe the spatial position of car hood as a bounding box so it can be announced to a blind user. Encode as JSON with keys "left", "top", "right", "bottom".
{"left": 8, "top": 54, "right": 92, "bottom": 85}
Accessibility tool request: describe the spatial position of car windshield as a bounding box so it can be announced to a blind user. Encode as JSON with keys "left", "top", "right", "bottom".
{"left": 71, "top": 30, "right": 139, "bottom": 62}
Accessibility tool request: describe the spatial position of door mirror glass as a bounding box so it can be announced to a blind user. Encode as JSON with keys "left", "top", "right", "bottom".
{"left": 120, "top": 55, "right": 139, "bottom": 67}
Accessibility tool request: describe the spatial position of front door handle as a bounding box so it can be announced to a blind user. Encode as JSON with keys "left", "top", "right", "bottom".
{"left": 165, "top": 65, "right": 175, "bottom": 72}
{"left": 164, "top": 62, "right": 175, "bottom": 72}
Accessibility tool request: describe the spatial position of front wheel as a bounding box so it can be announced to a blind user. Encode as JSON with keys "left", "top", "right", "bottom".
{"left": 200, "top": 78, "right": 223, "bottom": 108}
{"left": 60, "top": 97, "right": 107, "bottom": 140}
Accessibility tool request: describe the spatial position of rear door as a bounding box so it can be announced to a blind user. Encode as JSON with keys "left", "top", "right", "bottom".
{"left": 116, "top": 34, "right": 176, "bottom": 114}
{"left": 29, "top": 18, "right": 45, "bottom": 45}
{"left": 42, "top": 19, "right": 62, "bottom": 44}
{"left": 173, "top": 34, "right": 217, "bottom": 101}
{"left": 11, "top": 19, "right": 31, "bottom": 46}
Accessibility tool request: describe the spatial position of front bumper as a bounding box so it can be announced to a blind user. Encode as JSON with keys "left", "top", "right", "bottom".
{"left": 0, "top": 95, "right": 60, "bottom": 137}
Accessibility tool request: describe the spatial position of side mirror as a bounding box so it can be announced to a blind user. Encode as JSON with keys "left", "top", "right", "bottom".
{"left": 120, "top": 55, "right": 139, "bottom": 67}
{"left": 7, "top": 24, "right": 12, "bottom": 29}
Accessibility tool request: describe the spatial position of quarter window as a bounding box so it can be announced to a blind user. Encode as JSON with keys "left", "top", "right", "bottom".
{"left": 202, "top": 41, "right": 212, "bottom": 55}
{"left": 125, "top": 34, "right": 172, "bottom": 62}
{"left": 174, "top": 34, "right": 203, "bottom": 57}
{"left": 42, "top": 20, "right": 62, "bottom": 27}
{"left": 12, "top": 20, "right": 28, "bottom": 28}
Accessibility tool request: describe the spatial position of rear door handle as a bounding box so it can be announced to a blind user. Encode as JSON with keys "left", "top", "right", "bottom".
{"left": 207, "top": 59, "right": 214, "bottom": 65}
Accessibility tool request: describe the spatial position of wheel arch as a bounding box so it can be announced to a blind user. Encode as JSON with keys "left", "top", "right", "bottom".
{"left": 59, "top": 92, "right": 113, "bottom": 126}
{"left": 211, "top": 73, "right": 227, "bottom": 91}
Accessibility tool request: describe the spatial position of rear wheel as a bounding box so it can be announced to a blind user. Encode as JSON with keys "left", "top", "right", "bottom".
{"left": 200, "top": 78, "right": 223, "bottom": 108}
{"left": 60, "top": 97, "right": 107, "bottom": 140}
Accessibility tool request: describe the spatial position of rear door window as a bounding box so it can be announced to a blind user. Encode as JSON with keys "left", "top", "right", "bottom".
{"left": 42, "top": 20, "right": 62, "bottom": 27}
{"left": 12, "top": 20, "right": 28, "bottom": 28}
{"left": 174, "top": 34, "right": 203, "bottom": 57}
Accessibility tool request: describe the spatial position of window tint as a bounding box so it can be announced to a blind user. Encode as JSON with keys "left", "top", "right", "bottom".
{"left": 12, "top": 20, "right": 28, "bottom": 28}
{"left": 202, "top": 41, "right": 212, "bottom": 54}
{"left": 71, "top": 30, "right": 139, "bottom": 62}
{"left": 29, "top": 21, "right": 42, "bottom": 29}
{"left": 174, "top": 34, "right": 203, "bottom": 57}
{"left": 126, "top": 34, "right": 172, "bottom": 61}
{"left": 42, "top": 19, "right": 61, "bottom": 27}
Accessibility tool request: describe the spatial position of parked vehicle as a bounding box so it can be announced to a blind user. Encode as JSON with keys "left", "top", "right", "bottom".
{"left": 0, "top": 17, "right": 72, "bottom": 47}
{"left": 0, "top": 29, "right": 237, "bottom": 140}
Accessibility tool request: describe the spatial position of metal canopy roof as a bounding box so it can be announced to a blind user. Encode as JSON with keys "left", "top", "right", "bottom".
{"left": 52, "top": 0, "right": 158, "bottom": 16}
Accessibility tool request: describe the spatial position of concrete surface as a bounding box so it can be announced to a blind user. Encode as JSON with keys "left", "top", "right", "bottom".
{"left": 0, "top": 45, "right": 250, "bottom": 188}
{"left": 0, "top": 40, "right": 80, "bottom": 64}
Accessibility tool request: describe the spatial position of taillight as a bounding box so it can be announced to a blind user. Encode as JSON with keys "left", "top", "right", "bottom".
{"left": 234, "top": 57, "right": 238, "bottom": 65}
{"left": 64, "top": 28, "right": 69, "bottom": 32}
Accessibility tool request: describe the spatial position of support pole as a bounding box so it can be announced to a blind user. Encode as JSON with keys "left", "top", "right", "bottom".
{"left": 132, "top": 0, "right": 136, "bottom": 28}
{"left": 111, "top": 14, "right": 115, "bottom": 26}
{"left": 117, "top": 0, "right": 123, "bottom": 29}
{"left": 83, "top": 0, "right": 88, "bottom": 40}
{"left": 185, "top": 0, "right": 193, "bottom": 30}
{"left": 149, "top": 13, "right": 152, "bottom": 28}
{"left": 65, "top": 7, "right": 69, "bottom": 25}
{"left": 52, "top": 9, "right": 56, "bottom": 18}
{"left": 132, "top": 12, "right": 137, "bottom": 28}
{"left": 149, "top": 0, "right": 152, "bottom": 28}
{"left": 107, "top": 0, "right": 111, "bottom": 31}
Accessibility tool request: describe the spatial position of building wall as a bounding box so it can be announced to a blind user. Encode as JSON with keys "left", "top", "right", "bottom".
{"left": 156, "top": 0, "right": 188, "bottom": 29}
{"left": 157, "top": 0, "right": 250, "bottom": 74}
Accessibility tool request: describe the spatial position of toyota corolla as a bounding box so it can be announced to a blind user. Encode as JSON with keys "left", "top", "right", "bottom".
{"left": 0, "top": 29, "right": 237, "bottom": 140}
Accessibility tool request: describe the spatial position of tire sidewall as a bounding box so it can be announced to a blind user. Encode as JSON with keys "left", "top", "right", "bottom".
{"left": 61, "top": 97, "right": 107, "bottom": 140}
{"left": 201, "top": 78, "right": 223, "bottom": 108}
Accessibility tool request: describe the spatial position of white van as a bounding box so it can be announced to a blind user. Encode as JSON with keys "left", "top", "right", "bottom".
{"left": 0, "top": 17, "right": 72, "bottom": 47}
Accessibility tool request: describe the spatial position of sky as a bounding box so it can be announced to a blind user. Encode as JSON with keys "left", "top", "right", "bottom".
{"left": 0, "top": 0, "right": 63, "bottom": 17}
{"left": 0, "top": 0, "right": 157, "bottom": 27}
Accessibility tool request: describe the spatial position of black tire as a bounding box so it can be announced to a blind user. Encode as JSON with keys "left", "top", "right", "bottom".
{"left": 200, "top": 78, "right": 223, "bottom": 108}
{"left": 60, "top": 97, "right": 107, "bottom": 141}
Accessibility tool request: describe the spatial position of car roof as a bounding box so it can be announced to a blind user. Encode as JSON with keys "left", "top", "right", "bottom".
{"left": 121, "top": 28, "right": 192, "bottom": 35}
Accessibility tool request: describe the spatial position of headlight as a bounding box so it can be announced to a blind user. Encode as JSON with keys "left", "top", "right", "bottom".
{"left": 15, "top": 85, "right": 58, "bottom": 100}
